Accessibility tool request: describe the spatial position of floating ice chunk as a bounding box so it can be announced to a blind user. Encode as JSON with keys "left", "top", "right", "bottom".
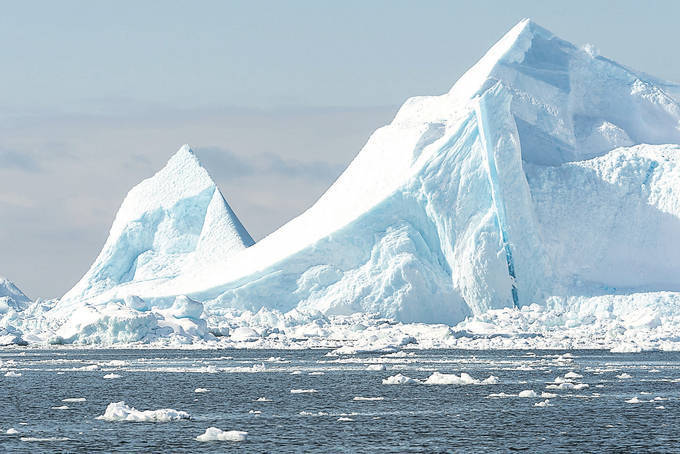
{"left": 564, "top": 372, "right": 583, "bottom": 379}
{"left": 656, "top": 406, "right": 665, "bottom": 409}
{"left": 382, "top": 374, "right": 418, "bottom": 385}
{"left": 103, "top": 374, "right": 120, "bottom": 379}
{"left": 610, "top": 344, "right": 643, "bottom": 353}
{"left": 96, "top": 401, "right": 190, "bottom": 422}
{"left": 625, "top": 397, "right": 642, "bottom": 404}
{"left": 4, "top": 371, "right": 21, "bottom": 377}
{"left": 366, "top": 364, "right": 386, "bottom": 371}
{"left": 102, "top": 360, "right": 127, "bottom": 367}
{"left": 6, "top": 428, "right": 19, "bottom": 434}
{"left": 78, "top": 365, "right": 99, "bottom": 371}
{"left": 290, "top": 371, "right": 302, "bottom": 375}
{"left": 353, "top": 396, "right": 385, "bottom": 401}
{"left": 290, "top": 389, "right": 318, "bottom": 394}
{"left": 308, "top": 372, "right": 324, "bottom": 376}
{"left": 51, "top": 405, "right": 69, "bottom": 410}
{"left": 424, "top": 372, "right": 477, "bottom": 385}
{"left": 248, "top": 410, "right": 261, "bottom": 414}
{"left": 299, "top": 411, "right": 329, "bottom": 416}
{"left": 541, "top": 392, "right": 557, "bottom": 398}
{"left": 617, "top": 373, "right": 632, "bottom": 379}
{"left": 254, "top": 397, "right": 271, "bottom": 402}
{"left": 62, "top": 398, "right": 86, "bottom": 402}
{"left": 196, "top": 427, "right": 247, "bottom": 442}
{"left": 337, "top": 417, "right": 354, "bottom": 422}
{"left": 487, "top": 392, "right": 513, "bottom": 398}
{"left": 518, "top": 390, "right": 538, "bottom": 398}
{"left": 546, "top": 383, "right": 589, "bottom": 390}
{"left": 194, "top": 388, "right": 209, "bottom": 393}
{"left": 534, "top": 399, "right": 551, "bottom": 407}
{"left": 481, "top": 375, "right": 500, "bottom": 384}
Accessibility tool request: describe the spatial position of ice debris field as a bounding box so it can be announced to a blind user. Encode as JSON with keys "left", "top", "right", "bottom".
{"left": 3, "top": 19, "right": 680, "bottom": 350}
{"left": 1, "top": 349, "right": 679, "bottom": 451}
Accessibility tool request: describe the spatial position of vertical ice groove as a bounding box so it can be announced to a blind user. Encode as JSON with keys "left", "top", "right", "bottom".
{"left": 474, "top": 96, "right": 519, "bottom": 308}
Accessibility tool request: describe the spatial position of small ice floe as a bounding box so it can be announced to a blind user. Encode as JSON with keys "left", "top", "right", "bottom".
{"left": 546, "top": 382, "right": 589, "bottom": 390}
{"left": 649, "top": 369, "right": 661, "bottom": 373}
{"left": 487, "top": 392, "right": 513, "bottom": 398}
{"left": 78, "top": 365, "right": 99, "bottom": 371}
{"left": 290, "top": 371, "right": 302, "bottom": 375}
{"left": 103, "top": 374, "right": 120, "bottom": 379}
{"left": 308, "top": 372, "right": 324, "bottom": 376}
{"left": 196, "top": 427, "right": 247, "bottom": 442}
{"left": 366, "top": 364, "right": 386, "bottom": 371}
{"left": 4, "top": 371, "right": 21, "bottom": 377}
{"left": 248, "top": 410, "right": 261, "bottom": 414}
{"left": 266, "top": 356, "right": 286, "bottom": 362}
{"left": 6, "top": 428, "right": 19, "bottom": 435}
{"left": 653, "top": 397, "right": 667, "bottom": 401}
{"left": 290, "top": 389, "right": 318, "bottom": 394}
{"left": 96, "top": 401, "right": 190, "bottom": 422}
{"left": 656, "top": 406, "right": 665, "bottom": 410}
{"left": 254, "top": 397, "right": 271, "bottom": 402}
{"left": 422, "top": 372, "right": 499, "bottom": 385}
{"left": 353, "top": 396, "right": 385, "bottom": 401}
{"left": 194, "top": 388, "right": 209, "bottom": 393}
{"left": 518, "top": 390, "right": 538, "bottom": 398}
{"left": 21, "top": 437, "right": 70, "bottom": 442}
{"left": 299, "top": 411, "right": 329, "bottom": 416}
{"left": 62, "top": 398, "right": 86, "bottom": 402}
{"left": 564, "top": 372, "right": 583, "bottom": 379}
{"left": 610, "top": 343, "right": 642, "bottom": 353}
{"left": 534, "top": 399, "right": 551, "bottom": 407}
{"left": 337, "top": 417, "right": 354, "bottom": 422}
{"left": 102, "top": 360, "right": 127, "bottom": 367}
{"left": 541, "top": 392, "right": 557, "bottom": 398}
{"left": 382, "top": 374, "right": 418, "bottom": 385}
{"left": 51, "top": 405, "right": 69, "bottom": 410}
{"left": 617, "top": 373, "right": 632, "bottom": 379}
{"left": 625, "top": 397, "right": 642, "bottom": 404}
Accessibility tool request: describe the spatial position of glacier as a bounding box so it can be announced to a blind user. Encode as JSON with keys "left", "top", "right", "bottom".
{"left": 4, "top": 18, "right": 680, "bottom": 349}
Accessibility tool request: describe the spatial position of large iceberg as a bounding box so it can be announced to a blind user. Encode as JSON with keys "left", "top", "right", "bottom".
{"left": 5, "top": 19, "right": 680, "bottom": 347}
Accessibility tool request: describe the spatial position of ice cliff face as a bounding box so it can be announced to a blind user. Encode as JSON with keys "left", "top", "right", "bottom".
{"left": 59, "top": 19, "right": 680, "bottom": 327}
{"left": 61, "top": 145, "right": 254, "bottom": 307}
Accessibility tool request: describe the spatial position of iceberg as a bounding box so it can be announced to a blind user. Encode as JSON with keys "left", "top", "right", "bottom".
{"left": 0, "top": 276, "right": 30, "bottom": 313}
{"left": 6, "top": 19, "right": 680, "bottom": 347}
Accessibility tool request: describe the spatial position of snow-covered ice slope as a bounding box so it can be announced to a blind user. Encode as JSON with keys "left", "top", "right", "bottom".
{"left": 61, "top": 145, "right": 254, "bottom": 307}
{"left": 46, "top": 19, "right": 680, "bottom": 338}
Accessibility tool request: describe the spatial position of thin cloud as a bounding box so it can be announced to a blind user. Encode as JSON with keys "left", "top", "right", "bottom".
{"left": 0, "top": 149, "right": 41, "bottom": 172}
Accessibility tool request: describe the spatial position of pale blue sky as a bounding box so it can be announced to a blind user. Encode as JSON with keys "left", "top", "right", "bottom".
{"left": 2, "top": 0, "right": 679, "bottom": 297}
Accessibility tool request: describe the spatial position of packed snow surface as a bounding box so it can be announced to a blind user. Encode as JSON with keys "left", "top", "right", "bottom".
{"left": 4, "top": 19, "right": 680, "bottom": 348}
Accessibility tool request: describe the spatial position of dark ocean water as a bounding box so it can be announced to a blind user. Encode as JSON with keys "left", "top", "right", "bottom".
{"left": 0, "top": 348, "right": 678, "bottom": 453}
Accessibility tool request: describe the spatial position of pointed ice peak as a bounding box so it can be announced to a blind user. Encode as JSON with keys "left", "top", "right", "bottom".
{"left": 62, "top": 143, "right": 254, "bottom": 303}
{"left": 0, "top": 276, "right": 31, "bottom": 311}
{"left": 166, "top": 144, "right": 200, "bottom": 168}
